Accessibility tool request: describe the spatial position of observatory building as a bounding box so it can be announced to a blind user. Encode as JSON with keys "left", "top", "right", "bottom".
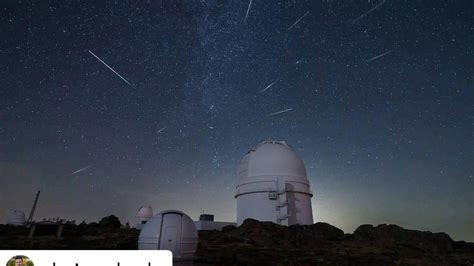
{"left": 6, "top": 210, "right": 26, "bottom": 226}
{"left": 194, "top": 214, "right": 235, "bottom": 231}
{"left": 135, "top": 206, "right": 153, "bottom": 230}
{"left": 138, "top": 140, "right": 314, "bottom": 261}
{"left": 235, "top": 140, "right": 314, "bottom": 226}
{"left": 139, "top": 210, "right": 198, "bottom": 262}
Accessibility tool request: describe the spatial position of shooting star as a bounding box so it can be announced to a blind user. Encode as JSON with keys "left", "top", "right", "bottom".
{"left": 156, "top": 127, "right": 166, "bottom": 134}
{"left": 243, "top": 0, "right": 252, "bottom": 23}
{"left": 353, "top": 0, "right": 386, "bottom": 24}
{"left": 71, "top": 165, "right": 92, "bottom": 175}
{"left": 366, "top": 50, "right": 392, "bottom": 62}
{"left": 295, "top": 57, "right": 304, "bottom": 65}
{"left": 288, "top": 11, "right": 310, "bottom": 30}
{"left": 88, "top": 50, "right": 132, "bottom": 87}
{"left": 267, "top": 108, "right": 293, "bottom": 117}
{"left": 260, "top": 78, "right": 279, "bottom": 93}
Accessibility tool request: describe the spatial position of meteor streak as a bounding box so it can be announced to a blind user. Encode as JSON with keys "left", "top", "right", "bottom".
{"left": 71, "top": 165, "right": 92, "bottom": 175}
{"left": 88, "top": 50, "right": 132, "bottom": 87}
{"left": 267, "top": 108, "right": 293, "bottom": 116}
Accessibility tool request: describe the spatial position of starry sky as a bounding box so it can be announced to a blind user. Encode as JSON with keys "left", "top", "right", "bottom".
{"left": 1, "top": 1, "right": 473, "bottom": 241}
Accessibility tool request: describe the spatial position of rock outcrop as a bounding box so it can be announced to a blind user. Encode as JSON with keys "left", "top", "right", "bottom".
{"left": 353, "top": 224, "right": 454, "bottom": 254}
{"left": 195, "top": 219, "right": 474, "bottom": 265}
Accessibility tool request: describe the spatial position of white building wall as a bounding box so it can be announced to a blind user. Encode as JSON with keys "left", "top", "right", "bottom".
{"left": 138, "top": 210, "right": 198, "bottom": 261}
{"left": 235, "top": 176, "right": 313, "bottom": 226}
{"left": 236, "top": 192, "right": 278, "bottom": 225}
{"left": 287, "top": 192, "right": 313, "bottom": 225}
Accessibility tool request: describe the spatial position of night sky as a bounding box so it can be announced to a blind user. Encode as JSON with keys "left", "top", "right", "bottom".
{"left": 1, "top": 1, "right": 473, "bottom": 241}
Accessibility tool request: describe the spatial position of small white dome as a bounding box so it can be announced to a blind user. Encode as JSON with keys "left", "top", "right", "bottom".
{"left": 136, "top": 206, "right": 153, "bottom": 219}
{"left": 6, "top": 210, "right": 26, "bottom": 226}
{"left": 138, "top": 210, "right": 198, "bottom": 261}
{"left": 238, "top": 140, "right": 307, "bottom": 179}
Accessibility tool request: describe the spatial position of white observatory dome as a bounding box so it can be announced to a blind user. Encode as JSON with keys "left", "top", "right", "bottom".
{"left": 238, "top": 140, "right": 307, "bottom": 179}
{"left": 139, "top": 210, "right": 198, "bottom": 261}
{"left": 235, "top": 140, "right": 314, "bottom": 226}
{"left": 136, "top": 206, "right": 153, "bottom": 218}
{"left": 6, "top": 210, "right": 26, "bottom": 226}
{"left": 135, "top": 206, "right": 154, "bottom": 230}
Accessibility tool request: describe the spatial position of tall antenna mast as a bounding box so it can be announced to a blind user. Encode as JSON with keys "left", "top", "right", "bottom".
{"left": 26, "top": 190, "right": 40, "bottom": 225}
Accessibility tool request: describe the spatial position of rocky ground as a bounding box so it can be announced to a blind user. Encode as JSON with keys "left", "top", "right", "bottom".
{"left": 0, "top": 216, "right": 138, "bottom": 249}
{"left": 195, "top": 219, "right": 474, "bottom": 265}
{"left": 1, "top": 216, "right": 473, "bottom": 265}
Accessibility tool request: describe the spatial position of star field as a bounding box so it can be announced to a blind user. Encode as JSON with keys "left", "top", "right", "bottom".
{"left": 0, "top": 1, "right": 472, "bottom": 241}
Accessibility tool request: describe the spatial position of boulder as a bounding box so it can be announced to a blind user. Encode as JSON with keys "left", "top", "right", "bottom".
{"left": 353, "top": 224, "right": 453, "bottom": 253}
{"left": 98, "top": 215, "right": 121, "bottom": 229}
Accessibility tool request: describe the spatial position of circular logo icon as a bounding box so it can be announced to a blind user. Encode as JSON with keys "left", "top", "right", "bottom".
{"left": 6, "top": 255, "right": 33, "bottom": 266}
